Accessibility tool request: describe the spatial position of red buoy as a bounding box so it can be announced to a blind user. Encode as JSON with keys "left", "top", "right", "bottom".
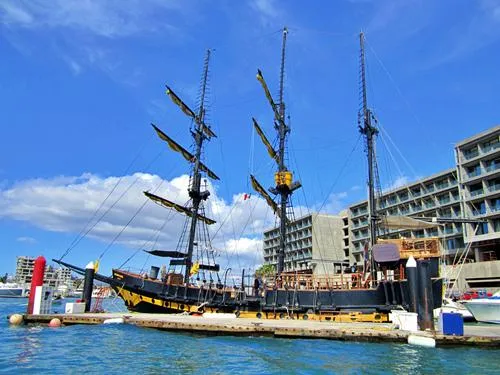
{"left": 27, "top": 256, "right": 46, "bottom": 314}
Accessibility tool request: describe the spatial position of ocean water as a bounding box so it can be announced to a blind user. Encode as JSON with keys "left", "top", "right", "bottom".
{"left": 1, "top": 299, "right": 498, "bottom": 374}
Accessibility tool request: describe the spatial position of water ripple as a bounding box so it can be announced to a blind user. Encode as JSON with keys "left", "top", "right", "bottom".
{"left": 1, "top": 299, "right": 498, "bottom": 374}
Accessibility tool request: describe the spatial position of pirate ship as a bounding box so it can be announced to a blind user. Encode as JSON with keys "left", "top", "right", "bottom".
{"left": 55, "top": 29, "right": 443, "bottom": 321}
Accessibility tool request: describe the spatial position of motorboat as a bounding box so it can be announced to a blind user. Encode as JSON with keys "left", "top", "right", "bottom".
{"left": 433, "top": 297, "right": 475, "bottom": 322}
{"left": 463, "top": 291, "right": 500, "bottom": 324}
{"left": 0, "top": 283, "right": 28, "bottom": 298}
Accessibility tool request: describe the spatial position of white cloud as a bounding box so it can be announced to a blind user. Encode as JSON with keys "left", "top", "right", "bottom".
{"left": 383, "top": 175, "right": 409, "bottom": 192}
{"left": 16, "top": 236, "right": 37, "bottom": 244}
{"left": 313, "top": 191, "right": 348, "bottom": 215}
{"left": 0, "top": 172, "right": 276, "bottom": 268}
{"left": 0, "top": 0, "right": 183, "bottom": 38}
{"left": 0, "top": 2, "right": 33, "bottom": 25}
{"left": 249, "top": 0, "right": 284, "bottom": 26}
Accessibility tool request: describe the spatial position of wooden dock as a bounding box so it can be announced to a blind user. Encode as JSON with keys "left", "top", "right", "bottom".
{"left": 15, "top": 312, "right": 500, "bottom": 347}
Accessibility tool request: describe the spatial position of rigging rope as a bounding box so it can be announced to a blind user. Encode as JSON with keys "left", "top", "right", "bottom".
{"left": 58, "top": 136, "right": 154, "bottom": 260}
{"left": 59, "top": 149, "right": 163, "bottom": 261}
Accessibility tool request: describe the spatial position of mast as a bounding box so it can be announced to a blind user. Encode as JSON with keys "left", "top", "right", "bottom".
{"left": 276, "top": 27, "right": 289, "bottom": 275}
{"left": 185, "top": 49, "right": 211, "bottom": 282}
{"left": 359, "top": 32, "right": 378, "bottom": 271}
{"left": 251, "top": 27, "right": 301, "bottom": 276}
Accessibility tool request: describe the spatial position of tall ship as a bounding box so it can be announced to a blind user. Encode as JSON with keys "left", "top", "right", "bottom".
{"left": 55, "top": 29, "right": 443, "bottom": 321}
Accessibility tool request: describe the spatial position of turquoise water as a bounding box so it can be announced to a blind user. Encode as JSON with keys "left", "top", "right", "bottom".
{"left": 1, "top": 299, "right": 498, "bottom": 374}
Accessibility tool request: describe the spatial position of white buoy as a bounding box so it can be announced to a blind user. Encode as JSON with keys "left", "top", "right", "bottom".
{"left": 408, "top": 334, "right": 436, "bottom": 348}
{"left": 103, "top": 317, "right": 125, "bottom": 324}
{"left": 9, "top": 314, "right": 24, "bottom": 326}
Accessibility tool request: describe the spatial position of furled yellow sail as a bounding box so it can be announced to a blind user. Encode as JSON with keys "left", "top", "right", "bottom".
{"left": 256, "top": 69, "right": 283, "bottom": 123}
{"left": 165, "top": 86, "right": 216, "bottom": 139}
{"left": 152, "top": 124, "right": 219, "bottom": 180}
{"left": 252, "top": 118, "right": 277, "bottom": 162}
{"left": 144, "top": 191, "right": 216, "bottom": 225}
{"left": 250, "top": 174, "right": 287, "bottom": 221}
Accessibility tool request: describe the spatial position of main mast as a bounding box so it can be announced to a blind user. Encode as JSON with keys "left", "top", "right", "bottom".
{"left": 358, "top": 32, "right": 378, "bottom": 262}
{"left": 250, "top": 27, "right": 301, "bottom": 276}
{"left": 276, "top": 27, "right": 289, "bottom": 275}
{"left": 185, "top": 49, "right": 211, "bottom": 282}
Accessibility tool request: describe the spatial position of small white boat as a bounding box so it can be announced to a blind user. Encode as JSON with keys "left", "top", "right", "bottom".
{"left": 463, "top": 291, "right": 500, "bottom": 324}
{"left": 433, "top": 298, "right": 475, "bottom": 322}
{"left": 0, "top": 283, "right": 28, "bottom": 298}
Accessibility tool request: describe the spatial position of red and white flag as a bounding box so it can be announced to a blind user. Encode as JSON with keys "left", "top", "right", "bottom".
{"left": 243, "top": 193, "right": 251, "bottom": 201}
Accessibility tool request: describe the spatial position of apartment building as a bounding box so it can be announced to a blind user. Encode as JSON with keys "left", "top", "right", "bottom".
{"left": 348, "top": 169, "right": 462, "bottom": 264}
{"left": 455, "top": 125, "right": 500, "bottom": 262}
{"left": 348, "top": 125, "right": 500, "bottom": 265}
{"left": 263, "top": 213, "right": 346, "bottom": 275}
{"left": 15, "top": 256, "right": 72, "bottom": 288}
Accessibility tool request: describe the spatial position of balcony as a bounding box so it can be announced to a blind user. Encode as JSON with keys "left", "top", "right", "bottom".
{"left": 482, "top": 143, "right": 499, "bottom": 154}
{"left": 467, "top": 169, "right": 482, "bottom": 179}
{"left": 488, "top": 184, "right": 500, "bottom": 193}
{"left": 435, "top": 182, "right": 449, "bottom": 191}
{"left": 470, "top": 189, "right": 484, "bottom": 198}
{"left": 438, "top": 196, "right": 451, "bottom": 205}
{"left": 463, "top": 148, "right": 480, "bottom": 160}
{"left": 485, "top": 163, "right": 500, "bottom": 173}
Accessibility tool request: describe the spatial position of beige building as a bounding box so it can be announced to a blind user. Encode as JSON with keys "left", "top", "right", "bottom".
{"left": 263, "top": 213, "right": 346, "bottom": 275}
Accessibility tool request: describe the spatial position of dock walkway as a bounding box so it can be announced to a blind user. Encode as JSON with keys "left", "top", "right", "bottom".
{"left": 18, "top": 312, "right": 500, "bottom": 347}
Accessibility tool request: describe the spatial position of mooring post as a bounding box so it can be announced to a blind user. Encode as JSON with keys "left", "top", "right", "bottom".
{"left": 82, "top": 261, "right": 95, "bottom": 313}
{"left": 417, "top": 259, "right": 434, "bottom": 330}
{"left": 406, "top": 256, "right": 418, "bottom": 313}
{"left": 27, "top": 256, "right": 46, "bottom": 314}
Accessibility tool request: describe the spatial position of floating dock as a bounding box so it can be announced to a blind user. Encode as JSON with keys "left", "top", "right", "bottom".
{"left": 14, "top": 312, "right": 500, "bottom": 347}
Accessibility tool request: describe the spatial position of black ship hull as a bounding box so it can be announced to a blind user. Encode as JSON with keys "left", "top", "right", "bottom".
{"left": 110, "top": 269, "right": 443, "bottom": 321}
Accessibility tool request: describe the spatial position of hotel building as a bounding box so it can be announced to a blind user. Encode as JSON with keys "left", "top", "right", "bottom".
{"left": 348, "top": 125, "right": 500, "bottom": 265}
{"left": 262, "top": 213, "right": 346, "bottom": 275}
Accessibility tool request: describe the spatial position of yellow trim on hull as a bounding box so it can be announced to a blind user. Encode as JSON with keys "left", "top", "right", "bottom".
{"left": 117, "top": 289, "right": 389, "bottom": 323}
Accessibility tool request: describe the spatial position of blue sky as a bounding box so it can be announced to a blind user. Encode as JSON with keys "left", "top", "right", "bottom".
{"left": 1, "top": 0, "right": 499, "bottom": 276}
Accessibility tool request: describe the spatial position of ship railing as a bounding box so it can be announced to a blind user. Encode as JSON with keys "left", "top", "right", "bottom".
{"left": 262, "top": 273, "right": 378, "bottom": 290}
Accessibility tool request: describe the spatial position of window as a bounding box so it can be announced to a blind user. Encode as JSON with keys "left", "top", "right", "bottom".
{"left": 424, "top": 198, "right": 435, "bottom": 208}
{"left": 485, "top": 159, "right": 500, "bottom": 172}
{"left": 491, "top": 198, "right": 500, "bottom": 212}
{"left": 440, "top": 208, "right": 452, "bottom": 217}
{"left": 466, "top": 164, "right": 481, "bottom": 178}
{"left": 399, "top": 192, "right": 409, "bottom": 201}
{"left": 488, "top": 178, "right": 500, "bottom": 192}
{"left": 475, "top": 222, "right": 489, "bottom": 235}
{"left": 438, "top": 194, "right": 451, "bottom": 205}
{"left": 414, "top": 230, "right": 424, "bottom": 238}
{"left": 436, "top": 179, "right": 449, "bottom": 190}
{"left": 472, "top": 201, "right": 486, "bottom": 216}
{"left": 482, "top": 137, "right": 499, "bottom": 153}
{"left": 446, "top": 238, "right": 457, "bottom": 250}
{"left": 470, "top": 183, "right": 483, "bottom": 197}
{"left": 494, "top": 219, "right": 500, "bottom": 232}
{"left": 463, "top": 146, "right": 479, "bottom": 160}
